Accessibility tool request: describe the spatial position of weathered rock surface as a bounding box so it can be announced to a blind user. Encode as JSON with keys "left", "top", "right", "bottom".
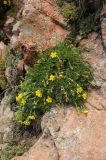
{"left": 13, "top": 0, "right": 26, "bottom": 10}
{"left": 11, "top": 0, "right": 68, "bottom": 68}
{"left": 0, "top": 91, "right": 13, "bottom": 145}
{"left": 4, "top": 16, "right": 15, "bottom": 39}
{"left": 12, "top": 32, "right": 106, "bottom": 160}
{"left": 0, "top": 42, "right": 7, "bottom": 60}
{"left": 12, "top": 0, "right": 68, "bottom": 50}
{"left": 80, "top": 32, "right": 106, "bottom": 100}
{"left": 13, "top": 129, "right": 59, "bottom": 160}
{"left": 101, "top": 3, "right": 106, "bottom": 50}
{"left": 0, "top": 42, "right": 7, "bottom": 90}
{"left": 12, "top": 106, "right": 106, "bottom": 160}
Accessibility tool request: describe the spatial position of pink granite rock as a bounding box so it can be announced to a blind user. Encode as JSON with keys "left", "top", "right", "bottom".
{"left": 11, "top": 0, "right": 68, "bottom": 51}
{"left": 12, "top": 129, "right": 59, "bottom": 160}
{"left": 0, "top": 42, "right": 7, "bottom": 60}
{"left": 12, "top": 104, "right": 106, "bottom": 160}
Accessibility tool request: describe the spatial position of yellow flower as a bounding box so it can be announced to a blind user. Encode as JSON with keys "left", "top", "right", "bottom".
{"left": 82, "top": 107, "right": 89, "bottom": 115}
{"left": 77, "top": 86, "right": 83, "bottom": 93}
{"left": 49, "top": 75, "right": 56, "bottom": 81}
{"left": 28, "top": 115, "right": 36, "bottom": 120}
{"left": 46, "top": 97, "right": 53, "bottom": 103}
{"left": 35, "top": 90, "right": 42, "bottom": 98}
{"left": 3, "top": 0, "right": 8, "bottom": 4}
{"left": 16, "top": 93, "right": 24, "bottom": 101}
{"left": 19, "top": 80, "right": 23, "bottom": 87}
{"left": 16, "top": 96, "right": 19, "bottom": 102}
{"left": 22, "top": 121, "right": 30, "bottom": 126}
{"left": 50, "top": 51, "right": 58, "bottom": 58}
{"left": 82, "top": 93, "right": 87, "bottom": 100}
{"left": 21, "top": 99, "right": 26, "bottom": 105}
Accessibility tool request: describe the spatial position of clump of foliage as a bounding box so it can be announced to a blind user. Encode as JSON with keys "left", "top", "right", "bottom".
{"left": 0, "top": 59, "right": 6, "bottom": 92}
{"left": 0, "top": 121, "right": 40, "bottom": 160}
{"left": 0, "top": 139, "right": 29, "bottom": 160}
{"left": 6, "top": 45, "right": 24, "bottom": 86}
{"left": 56, "top": 0, "right": 103, "bottom": 38}
{"left": 79, "top": 10, "right": 101, "bottom": 36}
{"left": 14, "top": 42, "right": 93, "bottom": 126}
{"left": 62, "top": 2, "right": 78, "bottom": 21}
{"left": 56, "top": 0, "right": 63, "bottom": 7}
{"left": 6, "top": 6, "right": 17, "bottom": 17}
{"left": 0, "top": 144, "right": 28, "bottom": 160}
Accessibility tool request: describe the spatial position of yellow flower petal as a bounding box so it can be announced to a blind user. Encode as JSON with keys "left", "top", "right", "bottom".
{"left": 19, "top": 80, "right": 23, "bottom": 87}
{"left": 3, "top": 1, "right": 8, "bottom": 4}
{"left": 77, "top": 87, "right": 83, "bottom": 93}
{"left": 21, "top": 99, "right": 26, "bottom": 105}
{"left": 82, "top": 107, "right": 89, "bottom": 115}
{"left": 46, "top": 97, "right": 53, "bottom": 103}
{"left": 82, "top": 93, "right": 87, "bottom": 100}
{"left": 22, "top": 121, "right": 30, "bottom": 125}
{"left": 49, "top": 75, "right": 56, "bottom": 81}
{"left": 28, "top": 115, "right": 36, "bottom": 120}
{"left": 50, "top": 51, "right": 58, "bottom": 58}
{"left": 16, "top": 93, "right": 24, "bottom": 101}
{"left": 35, "top": 90, "right": 42, "bottom": 98}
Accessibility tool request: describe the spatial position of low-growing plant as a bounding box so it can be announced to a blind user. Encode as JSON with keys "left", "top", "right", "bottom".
{"left": 0, "top": 141, "right": 29, "bottom": 160}
{"left": 55, "top": 0, "right": 64, "bottom": 7}
{"left": 62, "top": 2, "right": 78, "bottom": 21}
{"left": 0, "top": 59, "right": 6, "bottom": 92}
{"left": 6, "top": 45, "right": 23, "bottom": 86}
{"left": 79, "top": 11, "right": 101, "bottom": 36}
{"left": 0, "top": 121, "right": 38, "bottom": 160}
{"left": 6, "top": 6, "right": 17, "bottom": 17}
{"left": 14, "top": 42, "right": 93, "bottom": 126}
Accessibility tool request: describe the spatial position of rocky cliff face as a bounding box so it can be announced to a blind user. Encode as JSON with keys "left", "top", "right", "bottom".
{"left": 0, "top": 1, "right": 106, "bottom": 160}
